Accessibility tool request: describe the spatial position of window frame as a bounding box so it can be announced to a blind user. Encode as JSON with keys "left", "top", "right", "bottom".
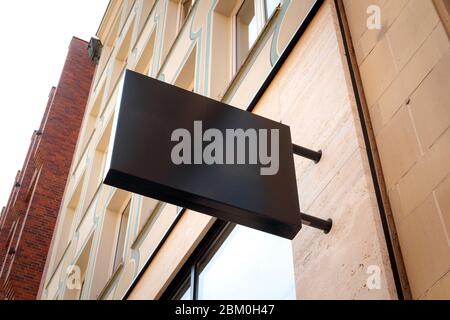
{"left": 233, "top": 0, "right": 280, "bottom": 73}
{"left": 163, "top": 216, "right": 296, "bottom": 300}
{"left": 161, "top": 220, "right": 232, "bottom": 300}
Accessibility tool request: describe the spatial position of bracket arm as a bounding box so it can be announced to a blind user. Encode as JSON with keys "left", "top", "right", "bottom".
{"left": 301, "top": 213, "right": 332, "bottom": 234}
{"left": 293, "top": 144, "right": 322, "bottom": 163}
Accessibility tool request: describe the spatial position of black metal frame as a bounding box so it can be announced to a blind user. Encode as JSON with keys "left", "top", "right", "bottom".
{"left": 162, "top": 213, "right": 332, "bottom": 300}
{"left": 161, "top": 220, "right": 231, "bottom": 300}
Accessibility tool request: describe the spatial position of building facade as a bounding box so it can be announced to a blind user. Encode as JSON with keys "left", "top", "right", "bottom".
{"left": 39, "top": 0, "right": 450, "bottom": 300}
{"left": 0, "top": 37, "right": 96, "bottom": 300}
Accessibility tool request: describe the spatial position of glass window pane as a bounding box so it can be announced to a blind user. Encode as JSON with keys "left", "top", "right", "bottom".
{"left": 197, "top": 225, "right": 296, "bottom": 300}
{"left": 265, "top": 0, "right": 280, "bottom": 19}
{"left": 236, "top": 0, "right": 257, "bottom": 69}
{"left": 248, "top": 17, "right": 258, "bottom": 48}
{"left": 180, "top": 287, "right": 192, "bottom": 301}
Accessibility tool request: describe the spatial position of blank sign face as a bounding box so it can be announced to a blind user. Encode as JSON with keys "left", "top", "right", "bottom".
{"left": 104, "top": 70, "right": 301, "bottom": 239}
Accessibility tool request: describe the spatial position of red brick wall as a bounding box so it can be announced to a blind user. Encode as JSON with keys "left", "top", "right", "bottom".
{"left": 0, "top": 37, "right": 95, "bottom": 300}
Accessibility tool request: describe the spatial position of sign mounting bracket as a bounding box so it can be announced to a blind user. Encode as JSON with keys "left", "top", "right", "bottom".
{"left": 292, "top": 144, "right": 332, "bottom": 234}
{"left": 293, "top": 144, "right": 322, "bottom": 163}
{"left": 301, "top": 213, "right": 333, "bottom": 234}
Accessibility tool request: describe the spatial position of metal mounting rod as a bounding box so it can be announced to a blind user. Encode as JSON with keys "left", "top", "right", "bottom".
{"left": 293, "top": 144, "right": 322, "bottom": 163}
{"left": 301, "top": 213, "right": 332, "bottom": 234}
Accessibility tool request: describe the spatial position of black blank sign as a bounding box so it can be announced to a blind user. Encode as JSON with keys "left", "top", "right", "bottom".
{"left": 104, "top": 70, "right": 301, "bottom": 239}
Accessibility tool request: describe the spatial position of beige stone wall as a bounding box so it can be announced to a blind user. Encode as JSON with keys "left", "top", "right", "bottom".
{"left": 266, "top": 1, "right": 396, "bottom": 300}
{"left": 343, "top": 0, "right": 450, "bottom": 299}
{"left": 129, "top": 1, "right": 398, "bottom": 300}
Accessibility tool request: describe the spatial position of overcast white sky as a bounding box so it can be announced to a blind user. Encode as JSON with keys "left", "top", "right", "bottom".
{"left": 0, "top": 1, "right": 110, "bottom": 208}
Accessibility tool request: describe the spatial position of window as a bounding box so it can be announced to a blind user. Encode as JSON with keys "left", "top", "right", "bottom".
{"left": 137, "top": 0, "right": 156, "bottom": 34}
{"left": 235, "top": 0, "right": 280, "bottom": 70}
{"left": 137, "top": 197, "right": 160, "bottom": 235}
{"left": 163, "top": 221, "right": 296, "bottom": 300}
{"left": 55, "top": 172, "right": 85, "bottom": 262}
{"left": 135, "top": 29, "right": 157, "bottom": 77}
{"left": 75, "top": 81, "right": 105, "bottom": 168}
{"left": 265, "top": 0, "right": 279, "bottom": 19}
{"left": 82, "top": 112, "right": 114, "bottom": 214}
{"left": 113, "top": 201, "right": 130, "bottom": 272}
{"left": 63, "top": 234, "right": 93, "bottom": 300}
{"left": 236, "top": 0, "right": 257, "bottom": 69}
{"left": 209, "top": 0, "right": 239, "bottom": 99}
{"left": 89, "top": 189, "right": 130, "bottom": 298}
{"left": 179, "top": 0, "right": 195, "bottom": 30}
{"left": 174, "top": 46, "right": 196, "bottom": 91}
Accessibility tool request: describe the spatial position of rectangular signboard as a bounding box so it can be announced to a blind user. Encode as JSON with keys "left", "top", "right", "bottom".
{"left": 104, "top": 70, "right": 301, "bottom": 239}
